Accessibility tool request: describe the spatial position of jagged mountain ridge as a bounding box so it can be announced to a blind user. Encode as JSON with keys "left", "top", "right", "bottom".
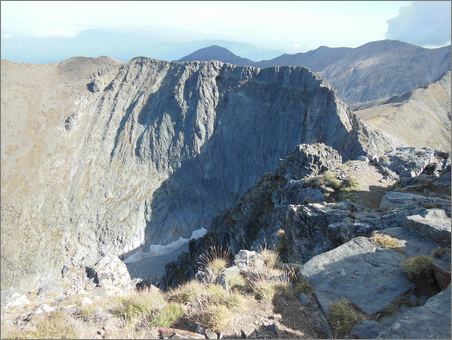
{"left": 178, "top": 40, "right": 451, "bottom": 107}
{"left": 177, "top": 45, "right": 255, "bottom": 66}
{"left": 1, "top": 56, "right": 390, "bottom": 289}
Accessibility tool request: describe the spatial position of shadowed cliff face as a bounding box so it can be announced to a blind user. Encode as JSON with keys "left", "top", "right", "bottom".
{"left": 1, "top": 57, "right": 391, "bottom": 289}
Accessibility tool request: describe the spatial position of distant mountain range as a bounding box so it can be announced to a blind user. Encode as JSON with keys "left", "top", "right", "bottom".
{"left": 179, "top": 40, "right": 451, "bottom": 108}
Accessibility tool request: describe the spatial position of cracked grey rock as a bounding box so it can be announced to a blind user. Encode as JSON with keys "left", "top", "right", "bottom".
{"left": 378, "top": 286, "right": 451, "bottom": 339}
{"left": 300, "top": 237, "right": 414, "bottom": 316}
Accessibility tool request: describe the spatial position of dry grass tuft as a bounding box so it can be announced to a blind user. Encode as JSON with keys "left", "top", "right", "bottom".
{"left": 372, "top": 233, "right": 405, "bottom": 250}
{"left": 227, "top": 272, "right": 247, "bottom": 290}
{"left": 169, "top": 281, "right": 206, "bottom": 305}
{"left": 149, "top": 303, "right": 185, "bottom": 328}
{"left": 205, "top": 284, "right": 244, "bottom": 309}
{"left": 200, "top": 304, "right": 233, "bottom": 333}
{"left": 208, "top": 258, "right": 228, "bottom": 276}
{"left": 261, "top": 248, "right": 279, "bottom": 269}
{"left": 5, "top": 310, "right": 79, "bottom": 339}
{"left": 113, "top": 288, "right": 165, "bottom": 322}
{"left": 198, "top": 246, "right": 232, "bottom": 275}
{"left": 328, "top": 298, "right": 365, "bottom": 338}
{"left": 251, "top": 279, "right": 286, "bottom": 302}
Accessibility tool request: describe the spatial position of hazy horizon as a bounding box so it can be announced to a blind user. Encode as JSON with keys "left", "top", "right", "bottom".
{"left": 1, "top": 1, "right": 451, "bottom": 63}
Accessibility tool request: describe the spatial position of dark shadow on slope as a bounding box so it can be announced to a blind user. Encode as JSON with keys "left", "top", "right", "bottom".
{"left": 142, "top": 65, "right": 364, "bottom": 248}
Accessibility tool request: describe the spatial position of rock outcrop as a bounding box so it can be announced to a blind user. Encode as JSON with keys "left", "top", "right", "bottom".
{"left": 1, "top": 57, "right": 390, "bottom": 290}
{"left": 163, "top": 143, "right": 450, "bottom": 338}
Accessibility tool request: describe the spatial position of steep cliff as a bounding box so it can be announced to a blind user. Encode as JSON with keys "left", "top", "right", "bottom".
{"left": 1, "top": 57, "right": 391, "bottom": 289}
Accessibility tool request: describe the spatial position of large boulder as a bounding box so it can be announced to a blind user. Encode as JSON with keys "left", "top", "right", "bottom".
{"left": 402, "top": 209, "right": 451, "bottom": 246}
{"left": 378, "top": 286, "right": 451, "bottom": 339}
{"left": 88, "top": 256, "right": 134, "bottom": 292}
{"left": 300, "top": 237, "right": 414, "bottom": 316}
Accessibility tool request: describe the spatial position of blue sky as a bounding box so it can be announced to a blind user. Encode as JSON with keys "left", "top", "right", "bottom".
{"left": 1, "top": 1, "right": 450, "bottom": 63}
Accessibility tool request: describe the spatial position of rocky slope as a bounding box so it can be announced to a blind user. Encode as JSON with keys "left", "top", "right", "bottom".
{"left": 163, "top": 143, "right": 451, "bottom": 338}
{"left": 179, "top": 40, "right": 451, "bottom": 107}
{"left": 1, "top": 57, "right": 391, "bottom": 290}
{"left": 356, "top": 71, "right": 451, "bottom": 152}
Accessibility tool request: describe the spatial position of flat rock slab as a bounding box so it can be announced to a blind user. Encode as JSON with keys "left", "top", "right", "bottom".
{"left": 300, "top": 237, "right": 414, "bottom": 316}
{"left": 380, "top": 191, "right": 451, "bottom": 216}
{"left": 376, "top": 227, "right": 438, "bottom": 257}
{"left": 403, "top": 209, "right": 451, "bottom": 246}
{"left": 379, "top": 285, "right": 451, "bottom": 339}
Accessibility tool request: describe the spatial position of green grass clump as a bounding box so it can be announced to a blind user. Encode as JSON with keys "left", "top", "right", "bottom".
{"left": 113, "top": 288, "right": 166, "bottom": 321}
{"left": 205, "top": 284, "right": 244, "bottom": 308}
{"left": 401, "top": 255, "right": 433, "bottom": 282}
{"left": 341, "top": 176, "right": 360, "bottom": 191}
{"left": 169, "top": 281, "right": 206, "bottom": 304}
{"left": 328, "top": 298, "right": 365, "bottom": 338}
{"left": 322, "top": 171, "right": 342, "bottom": 190}
{"left": 150, "top": 303, "right": 185, "bottom": 327}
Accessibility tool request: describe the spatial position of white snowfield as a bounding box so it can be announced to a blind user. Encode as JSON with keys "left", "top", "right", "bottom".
{"left": 123, "top": 227, "right": 207, "bottom": 263}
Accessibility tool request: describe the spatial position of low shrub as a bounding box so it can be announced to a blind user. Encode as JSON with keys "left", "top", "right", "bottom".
{"left": 401, "top": 255, "right": 433, "bottom": 281}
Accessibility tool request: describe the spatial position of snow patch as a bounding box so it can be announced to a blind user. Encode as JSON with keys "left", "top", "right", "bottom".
{"left": 123, "top": 227, "right": 207, "bottom": 263}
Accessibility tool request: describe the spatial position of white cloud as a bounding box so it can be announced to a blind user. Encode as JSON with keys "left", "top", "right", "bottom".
{"left": 386, "top": 1, "right": 451, "bottom": 46}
